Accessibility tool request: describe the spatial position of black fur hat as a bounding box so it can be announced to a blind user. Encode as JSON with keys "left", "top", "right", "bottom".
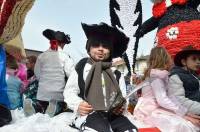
{"left": 43, "top": 29, "right": 71, "bottom": 44}
{"left": 81, "top": 22, "right": 129, "bottom": 58}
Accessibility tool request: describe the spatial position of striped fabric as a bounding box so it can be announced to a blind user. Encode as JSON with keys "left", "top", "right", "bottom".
{"left": 4, "top": 34, "right": 26, "bottom": 61}
{"left": 0, "top": 0, "right": 35, "bottom": 43}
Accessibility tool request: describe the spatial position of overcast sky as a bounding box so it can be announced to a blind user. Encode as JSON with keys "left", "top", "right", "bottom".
{"left": 22, "top": 0, "right": 156, "bottom": 62}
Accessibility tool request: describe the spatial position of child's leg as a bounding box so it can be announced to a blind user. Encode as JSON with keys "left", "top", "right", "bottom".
{"left": 81, "top": 112, "right": 111, "bottom": 132}
{"left": 110, "top": 114, "right": 138, "bottom": 132}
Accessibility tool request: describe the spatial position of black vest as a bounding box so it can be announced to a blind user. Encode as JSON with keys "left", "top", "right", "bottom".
{"left": 170, "top": 66, "right": 200, "bottom": 102}
{"left": 75, "top": 58, "right": 121, "bottom": 99}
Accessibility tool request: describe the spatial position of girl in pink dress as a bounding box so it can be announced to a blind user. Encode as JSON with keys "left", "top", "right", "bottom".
{"left": 133, "top": 47, "right": 200, "bottom": 132}
{"left": 15, "top": 63, "right": 29, "bottom": 93}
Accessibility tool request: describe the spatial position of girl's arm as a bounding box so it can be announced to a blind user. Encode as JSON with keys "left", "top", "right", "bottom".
{"left": 151, "top": 78, "right": 187, "bottom": 116}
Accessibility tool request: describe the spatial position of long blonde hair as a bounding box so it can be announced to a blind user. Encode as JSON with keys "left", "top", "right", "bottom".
{"left": 144, "top": 47, "right": 172, "bottom": 79}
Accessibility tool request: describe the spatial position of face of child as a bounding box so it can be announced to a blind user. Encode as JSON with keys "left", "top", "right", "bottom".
{"left": 25, "top": 60, "right": 31, "bottom": 69}
{"left": 89, "top": 44, "right": 111, "bottom": 62}
{"left": 182, "top": 54, "right": 200, "bottom": 71}
{"left": 132, "top": 74, "right": 142, "bottom": 85}
{"left": 26, "top": 60, "right": 35, "bottom": 70}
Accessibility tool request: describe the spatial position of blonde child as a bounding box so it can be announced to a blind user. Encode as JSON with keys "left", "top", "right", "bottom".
{"left": 133, "top": 47, "right": 200, "bottom": 132}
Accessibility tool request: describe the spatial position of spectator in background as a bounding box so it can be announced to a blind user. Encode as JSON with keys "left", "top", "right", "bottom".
{"left": 6, "top": 53, "right": 23, "bottom": 110}
{"left": 26, "top": 55, "right": 37, "bottom": 80}
{"left": 15, "top": 62, "right": 28, "bottom": 93}
{"left": 23, "top": 55, "right": 38, "bottom": 106}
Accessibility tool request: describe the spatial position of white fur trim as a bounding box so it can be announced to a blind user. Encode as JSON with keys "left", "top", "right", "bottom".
{"left": 166, "top": 27, "right": 179, "bottom": 40}
{"left": 82, "top": 126, "right": 98, "bottom": 132}
{"left": 165, "top": 0, "right": 172, "bottom": 7}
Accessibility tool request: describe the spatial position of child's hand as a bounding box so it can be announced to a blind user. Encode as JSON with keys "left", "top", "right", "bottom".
{"left": 78, "top": 101, "right": 93, "bottom": 116}
{"left": 187, "top": 113, "right": 200, "bottom": 120}
{"left": 184, "top": 115, "right": 200, "bottom": 126}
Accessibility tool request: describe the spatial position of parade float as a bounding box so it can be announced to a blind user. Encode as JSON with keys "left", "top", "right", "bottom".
{"left": 1, "top": 0, "right": 200, "bottom": 131}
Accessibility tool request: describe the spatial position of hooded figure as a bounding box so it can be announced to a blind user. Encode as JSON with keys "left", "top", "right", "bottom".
{"left": 64, "top": 22, "right": 138, "bottom": 132}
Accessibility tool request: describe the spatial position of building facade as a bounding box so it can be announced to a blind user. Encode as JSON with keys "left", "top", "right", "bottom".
{"left": 135, "top": 55, "right": 149, "bottom": 76}
{"left": 25, "top": 49, "right": 43, "bottom": 57}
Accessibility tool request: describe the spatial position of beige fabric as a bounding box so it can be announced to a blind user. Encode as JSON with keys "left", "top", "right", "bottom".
{"left": 0, "top": 0, "right": 35, "bottom": 43}
{"left": 4, "top": 34, "right": 26, "bottom": 61}
{"left": 112, "top": 57, "right": 125, "bottom": 66}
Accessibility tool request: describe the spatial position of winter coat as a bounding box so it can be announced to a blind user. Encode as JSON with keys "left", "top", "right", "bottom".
{"left": 168, "top": 66, "right": 200, "bottom": 115}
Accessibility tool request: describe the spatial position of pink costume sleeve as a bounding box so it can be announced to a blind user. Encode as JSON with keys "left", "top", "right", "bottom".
{"left": 15, "top": 63, "right": 28, "bottom": 93}
{"left": 151, "top": 78, "right": 187, "bottom": 116}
